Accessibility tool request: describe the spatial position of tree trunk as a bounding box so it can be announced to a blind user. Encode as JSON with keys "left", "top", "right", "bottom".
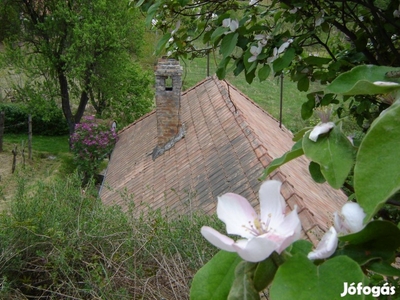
{"left": 74, "top": 66, "right": 93, "bottom": 123}
{"left": 58, "top": 69, "right": 75, "bottom": 137}
{"left": 75, "top": 89, "right": 89, "bottom": 124}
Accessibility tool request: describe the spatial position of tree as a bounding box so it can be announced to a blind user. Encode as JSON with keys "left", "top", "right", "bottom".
{"left": 3, "top": 0, "right": 151, "bottom": 136}
{"left": 88, "top": 51, "right": 154, "bottom": 128}
{"left": 142, "top": 0, "right": 400, "bottom": 127}
{"left": 0, "top": 0, "right": 20, "bottom": 42}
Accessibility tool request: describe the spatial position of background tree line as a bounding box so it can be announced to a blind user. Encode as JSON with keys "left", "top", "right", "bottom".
{"left": 0, "top": 0, "right": 154, "bottom": 136}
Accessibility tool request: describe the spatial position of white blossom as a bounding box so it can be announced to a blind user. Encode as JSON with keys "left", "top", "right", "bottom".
{"left": 222, "top": 18, "right": 239, "bottom": 33}
{"left": 248, "top": 43, "right": 263, "bottom": 62}
{"left": 201, "top": 181, "right": 301, "bottom": 262}
{"left": 334, "top": 202, "right": 366, "bottom": 235}
{"left": 308, "top": 202, "right": 366, "bottom": 260}
{"left": 307, "top": 227, "right": 338, "bottom": 260}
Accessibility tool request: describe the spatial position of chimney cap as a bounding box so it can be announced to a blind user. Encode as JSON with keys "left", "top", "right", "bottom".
{"left": 155, "top": 58, "right": 183, "bottom": 76}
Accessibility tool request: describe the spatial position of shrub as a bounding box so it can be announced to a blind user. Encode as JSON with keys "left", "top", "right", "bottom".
{"left": 0, "top": 102, "right": 68, "bottom": 136}
{"left": 70, "top": 116, "right": 118, "bottom": 183}
{"left": 0, "top": 173, "right": 222, "bottom": 299}
{"left": 0, "top": 103, "right": 26, "bottom": 133}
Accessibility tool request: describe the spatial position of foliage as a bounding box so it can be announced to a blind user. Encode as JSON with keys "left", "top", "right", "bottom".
{"left": 140, "top": 0, "right": 400, "bottom": 130}
{"left": 89, "top": 52, "right": 154, "bottom": 128}
{"left": 2, "top": 0, "right": 150, "bottom": 136}
{"left": 70, "top": 116, "right": 118, "bottom": 182}
{"left": 0, "top": 172, "right": 222, "bottom": 299}
{"left": 0, "top": 102, "right": 68, "bottom": 136}
{"left": 0, "top": 0, "right": 20, "bottom": 42}
{"left": 190, "top": 66, "right": 400, "bottom": 299}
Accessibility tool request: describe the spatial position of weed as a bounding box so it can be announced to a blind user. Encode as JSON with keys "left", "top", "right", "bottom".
{"left": 0, "top": 172, "right": 222, "bottom": 299}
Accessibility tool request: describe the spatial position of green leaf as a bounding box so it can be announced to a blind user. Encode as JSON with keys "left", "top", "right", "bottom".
{"left": 309, "top": 161, "right": 326, "bottom": 184}
{"left": 155, "top": 33, "right": 172, "bottom": 56}
{"left": 243, "top": 48, "right": 256, "bottom": 73}
{"left": 292, "top": 127, "right": 313, "bottom": 141}
{"left": 326, "top": 65, "right": 400, "bottom": 95}
{"left": 320, "top": 93, "right": 336, "bottom": 106}
{"left": 145, "top": 2, "right": 161, "bottom": 26}
{"left": 216, "top": 57, "right": 231, "bottom": 79}
{"left": 272, "top": 48, "right": 296, "bottom": 73}
{"left": 190, "top": 251, "right": 242, "bottom": 300}
{"left": 245, "top": 68, "right": 256, "bottom": 84}
{"left": 178, "top": 0, "right": 190, "bottom": 5}
{"left": 303, "top": 124, "right": 356, "bottom": 189}
{"left": 297, "top": 75, "right": 309, "bottom": 92}
{"left": 303, "top": 56, "right": 331, "bottom": 67}
{"left": 233, "top": 60, "right": 245, "bottom": 76}
{"left": 285, "top": 240, "right": 313, "bottom": 257}
{"left": 354, "top": 103, "right": 400, "bottom": 220}
{"left": 368, "top": 261, "right": 400, "bottom": 277}
{"left": 336, "top": 221, "right": 400, "bottom": 265}
{"left": 260, "top": 140, "right": 304, "bottom": 180}
{"left": 211, "top": 27, "right": 228, "bottom": 43}
{"left": 258, "top": 64, "right": 271, "bottom": 82}
{"left": 339, "top": 221, "right": 400, "bottom": 248}
{"left": 270, "top": 255, "right": 373, "bottom": 300}
{"left": 220, "top": 32, "right": 238, "bottom": 58}
{"left": 135, "top": 0, "right": 145, "bottom": 8}
{"left": 227, "top": 274, "right": 259, "bottom": 300}
{"left": 334, "top": 245, "right": 383, "bottom": 265}
{"left": 228, "top": 261, "right": 260, "bottom": 300}
{"left": 253, "top": 256, "right": 278, "bottom": 292}
{"left": 301, "top": 98, "right": 315, "bottom": 120}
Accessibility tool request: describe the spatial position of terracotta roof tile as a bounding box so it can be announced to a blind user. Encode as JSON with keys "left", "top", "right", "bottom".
{"left": 100, "top": 75, "right": 348, "bottom": 246}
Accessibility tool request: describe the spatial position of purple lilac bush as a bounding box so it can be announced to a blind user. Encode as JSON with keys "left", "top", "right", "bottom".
{"left": 71, "top": 116, "right": 118, "bottom": 182}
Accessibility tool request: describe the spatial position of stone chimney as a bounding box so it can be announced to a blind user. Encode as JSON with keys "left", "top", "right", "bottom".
{"left": 152, "top": 58, "right": 185, "bottom": 160}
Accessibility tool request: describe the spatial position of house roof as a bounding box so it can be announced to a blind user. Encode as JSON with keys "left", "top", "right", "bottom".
{"left": 100, "top": 76, "right": 348, "bottom": 245}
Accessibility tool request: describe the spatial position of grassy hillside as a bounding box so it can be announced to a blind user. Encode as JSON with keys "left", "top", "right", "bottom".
{"left": 0, "top": 134, "right": 73, "bottom": 208}
{"left": 182, "top": 56, "right": 311, "bottom": 133}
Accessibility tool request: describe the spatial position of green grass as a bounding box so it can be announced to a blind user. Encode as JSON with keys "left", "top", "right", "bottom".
{"left": 0, "top": 134, "right": 74, "bottom": 202}
{"left": 3, "top": 134, "right": 70, "bottom": 155}
{"left": 0, "top": 173, "right": 223, "bottom": 299}
{"left": 182, "top": 56, "right": 313, "bottom": 133}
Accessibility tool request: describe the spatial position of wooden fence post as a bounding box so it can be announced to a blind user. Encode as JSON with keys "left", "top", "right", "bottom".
{"left": 0, "top": 111, "right": 4, "bottom": 152}
{"left": 12, "top": 144, "right": 17, "bottom": 174}
{"left": 21, "top": 140, "right": 26, "bottom": 168}
{"left": 28, "top": 114, "right": 32, "bottom": 160}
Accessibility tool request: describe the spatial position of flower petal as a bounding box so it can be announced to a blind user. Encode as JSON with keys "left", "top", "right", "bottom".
{"left": 248, "top": 56, "right": 257, "bottom": 63}
{"left": 250, "top": 45, "right": 262, "bottom": 56}
{"left": 373, "top": 81, "right": 400, "bottom": 86}
{"left": 222, "top": 18, "right": 231, "bottom": 28}
{"left": 307, "top": 227, "right": 338, "bottom": 260}
{"left": 341, "top": 202, "right": 366, "bottom": 233}
{"left": 233, "top": 235, "right": 278, "bottom": 262}
{"left": 333, "top": 211, "right": 344, "bottom": 233}
{"left": 308, "top": 122, "right": 335, "bottom": 142}
{"left": 259, "top": 180, "right": 286, "bottom": 225}
{"left": 217, "top": 193, "right": 257, "bottom": 238}
{"left": 230, "top": 19, "right": 239, "bottom": 32}
{"left": 273, "top": 208, "right": 302, "bottom": 253}
{"left": 201, "top": 226, "right": 236, "bottom": 252}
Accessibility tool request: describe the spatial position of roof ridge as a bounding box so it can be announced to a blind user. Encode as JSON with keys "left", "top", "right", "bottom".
{"left": 213, "top": 76, "right": 273, "bottom": 168}
{"left": 182, "top": 76, "right": 213, "bottom": 95}
{"left": 118, "top": 77, "right": 214, "bottom": 135}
